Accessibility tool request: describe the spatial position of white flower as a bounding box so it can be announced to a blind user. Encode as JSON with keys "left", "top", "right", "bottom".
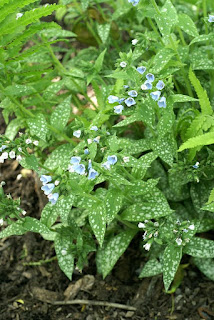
{"left": 138, "top": 222, "right": 146, "bottom": 228}
{"left": 9, "top": 151, "right": 16, "bottom": 159}
{"left": 123, "top": 156, "right": 130, "bottom": 163}
{"left": 132, "top": 39, "right": 138, "bottom": 45}
{"left": 154, "top": 222, "right": 159, "bottom": 227}
{"left": 120, "top": 61, "right": 127, "bottom": 68}
{"left": 33, "top": 140, "right": 39, "bottom": 146}
{"left": 2, "top": 152, "right": 8, "bottom": 160}
{"left": 18, "top": 147, "right": 22, "bottom": 152}
{"left": 0, "top": 157, "right": 4, "bottom": 163}
{"left": 22, "top": 210, "right": 27, "bottom": 216}
{"left": 176, "top": 238, "right": 182, "bottom": 246}
{"left": 143, "top": 243, "right": 151, "bottom": 251}
{"left": 73, "top": 130, "right": 81, "bottom": 138}
{"left": 26, "top": 139, "right": 32, "bottom": 144}
{"left": 87, "top": 139, "right": 92, "bottom": 144}
{"left": 55, "top": 180, "right": 60, "bottom": 186}
{"left": 16, "top": 13, "right": 23, "bottom": 20}
{"left": 17, "top": 174, "right": 22, "bottom": 180}
{"left": 0, "top": 218, "right": 4, "bottom": 226}
{"left": 188, "top": 224, "right": 195, "bottom": 231}
{"left": 16, "top": 155, "right": 22, "bottom": 161}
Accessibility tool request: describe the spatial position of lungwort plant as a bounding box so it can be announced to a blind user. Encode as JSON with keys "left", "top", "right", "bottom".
{"left": 0, "top": 0, "right": 214, "bottom": 292}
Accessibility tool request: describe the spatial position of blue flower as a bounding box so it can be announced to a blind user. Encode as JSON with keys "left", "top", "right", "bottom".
{"left": 141, "top": 81, "right": 152, "bottom": 90}
{"left": 128, "top": 0, "right": 139, "bottom": 6}
{"left": 158, "top": 97, "right": 166, "bottom": 108}
{"left": 93, "top": 136, "right": 100, "bottom": 143}
{"left": 0, "top": 145, "right": 7, "bottom": 152}
{"left": 146, "top": 73, "right": 155, "bottom": 82}
{"left": 48, "top": 193, "right": 59, "bottom": 205}
{"left": 90, "top": 126, "right": 98, "bottom": 131}
{"left": 123, "top": 85, "right": 129, "bottom": 89}
{"left": 136, "top": 66, "right": 146, "bottom": 75}
{"left": 125, "top": 97, "right": 136, "bottom": 107}
{"left": 73, "top": 163, "right": 86, "bottom": 175}
{"left": 108, "top": 95, "right": 119, "bottom": 104}
{"left": 114, "top": 105, "right": 124, "bottom": 114}
{"left": 102, "top": 162, "right": 111, "bottom": 170}
{"left": 41, "top": 183, "right": 55, "bottom": 195}
{"left": 40, "top": 175, "right": 52, "bottom": 185}
{"left": 128, "top": 90, "right": 138, "bottom": 97}
{"left": 70, "top": 156, "right": 81, "bottom": 165}
{"left": 84, "top": 149, "right": 89, "bottom": 155}
{"left": 120, "top": 61, "right": 127, "bottom": 68}
{"left": 118, "top": 98, "right": 125, "bottom": 104}
{"left": 88, "top": 159, "right": 92, "bottom": 170}
{"left": 150, "top": 91, "right": 161, "bottom": 101}
{"left": 73, "top": 130, "right": 81, "bottom": 138}
{"left": 193, "top": 161, "right": 199, "bottom": 169}
{"left": 88, "top": 168, "right": 99, "bottom": 180}
{"left": 107, "top": 155, "right": 117, "bottom": 165}
{"left": 156, "top": 80, "right": 165, "bottom": 90}
{"left": 208, "top": 14, "right": 214, "bottom": 22}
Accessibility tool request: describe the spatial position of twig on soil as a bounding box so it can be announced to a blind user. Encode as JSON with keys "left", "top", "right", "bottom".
{"left": 23, "top": 256, "right": 57, "bottom": 266}
{"left": 47, "top": 299, "right": 136, "bottom": 311}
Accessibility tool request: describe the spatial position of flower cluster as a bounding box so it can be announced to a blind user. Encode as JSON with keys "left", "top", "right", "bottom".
{"left": 138, "top": 220, "right": 160, "bottom": 251}
{"left": 102, "top": 155, "right": 117, "bottom": 170}
{"left": 0, "top": 145, "right": 22, "bottom": 163}
{"left": 128, "top": 0, "right": 139, "bottom": 6}
{"left": 68, "top": 157, "right": 99, "bottom": 180}
{"left": 173, "top": 220, "right": 195, "bottom": 246}
{"left": 40, "top": 175, "right": 59, "bottom": 205}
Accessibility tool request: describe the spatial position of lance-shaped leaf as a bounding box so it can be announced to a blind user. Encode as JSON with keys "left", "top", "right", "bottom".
{"left": 163, "top": 244, "right": 182, "bottom": 291}
{"left": 0, "top": 220, "right": 26, "bottom": 239}
{"left": 177, "top": 13, "right": 199, "bottom": 37}
{"left": 27, "top": 114, "right": 48, "bottom": 141}
{"left": 184, "top": 237, "right": 214, "bottom": 258}
{"left": 96, "top": 229, "right": 137, "bottom": 278}
{"left": 139, "top": 259, "right": 163, "bottom": 278}
{"left": 50, "top": 96, "right": 71, "bottom": 131}
{"left": 88, "top": 204, "right": 106, "bottom": 246}
{"left": 105, "top": 188, "right": 123, "bottom": 224}
{"left": 193, "top": 257, "right": 214, "bottom": 281}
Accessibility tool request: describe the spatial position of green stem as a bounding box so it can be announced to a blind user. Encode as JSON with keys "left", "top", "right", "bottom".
{"left": 116, "top": 215, "right": 138, "bottom": 230}
{"left": 176, "top": 26, "right": 187, "bottom": 46}
{"left": 147, "top": 18, "right": 164, "bottom": 45}
{"left": 47, "top": 124, "right": 76, "bottom": 145}
{"left": 151, "top": 0, "right": 161, "bottom": 15}
{"left": 202, "top": 0, "right": 208, "bottom": 35}
{"left": 23, "top": 256, "right": 57, "bottom": 266}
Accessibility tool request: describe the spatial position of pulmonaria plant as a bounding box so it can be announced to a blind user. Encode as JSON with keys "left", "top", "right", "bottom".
{"left": 1, "top": 0, "right": 214, "bottom": 292}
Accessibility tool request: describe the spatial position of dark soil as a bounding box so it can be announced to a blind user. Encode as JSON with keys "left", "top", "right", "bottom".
{"left": 1, "top": 118, "right": 214, "bottom": 320}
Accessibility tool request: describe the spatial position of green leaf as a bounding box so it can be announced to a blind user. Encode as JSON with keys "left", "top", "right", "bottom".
{"left": 96, "top": 229, "right": 136, "bottom": 278}
{"left": 189, "top": 68, "right": 212, "bottom": 115}
{"left": 206, "top": 188, "right": 214, "bottom": 205}
{"left": 178, "top": 132, "right": 214, "bottom": 151}
{"left": 126, "top": 179, "right": 159, "bottom": 196}
{"left": 131, "top": 152, "right": 158, "bottom": 179}
{"left": 5, "top": 118, "right": 21, "bottom": 140}
{"left": 21, "top": 154, "right": 39, "bottom": 172}
{"left": 121, "top": 188, "right": 172, "bottom": 221}
{"left": 40, "top": 202, "right": 58, "bottom": 228}
{"left": 44, "top": 143, "right": 73, "bottom": 170}
{"left": 193, "top": 258, "right": 214, "bottom": 281}
{"left": 151, "top": 135, "right": 176, "bottom": 166}
{"left": 40, "top": 28, "right": 76, "bottom": 38}
{"left": 80, "top": 0, "right": 90, "bottom": 10}
{"left": 172, "top": 94, "right": 198, "bottom": 103}
{"left": 152, "top": 48, "right": 175, "bottom": 73}
{"left": 113, "top": 113, "right": 140, "bottom": 127}
{"left": 50, "top": 96, "right": 71, "bottom": 131}
{"left": 157, "top": 109, "right": 175, "bottom": 138}
{"left": 94, "top": 49, "right": 107, "bottom": 73}
{"left": 52, "top": 195, "right": 75, "bottom": 225}
{"left": 88, "top": 204, "right": 106, "bottom": 246}
{"left": 154, "top": 0, "right": 178, "bottom": 36}
{"left": 163, "top": 244, "right": 182, "bottom": 291}
{"left": 0, "top": 220, "right": 25, "bottom": 238}
{"left": 184, "top": 237, "right": 214, "bottom": 258}
{"left": 177, "top": 14, "right": 199, "bottom": 37}
{"left": 139, "top": 259, "right": 163, "bottom": 278}
{"left": 22, "top": 217, "right": 50, "bottom": 234}
{"left": 105, "top": 189, "right": 123, "bottom": 224}
{"left": 27, "top": 114, "right": 48, "bottom": 141}
{"left": 54, "top": 231, "right": 74, "bottom": 280}
{"left": 97, "top": 23, "right": 110, "bottom": 44}
{"left": 190, "top": 33, "right": 214, "bottom": 46}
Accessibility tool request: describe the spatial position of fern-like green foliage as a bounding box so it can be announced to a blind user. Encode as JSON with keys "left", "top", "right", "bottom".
{"left": 178, "top": 131, "right": 214, "bottom": 151}
{"left": 189, "top": 67, "right": 212, "bottom": 115}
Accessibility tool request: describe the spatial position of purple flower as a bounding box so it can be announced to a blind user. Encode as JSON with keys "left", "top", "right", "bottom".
{"left": 150, "top": 91, "right": 161, "bottom": 101}
{"left": 128, "top": 90, "right": 138, "bottom": 97}
{"left": 88, "top": 168, "right": 99, "bottom": 180}
{"left": 136, "top": 66, "right": 146, "bottom": 75}
{"left": 156, "top": 80, "right": 165, "bottom": 90}
{"left": 114, "top": 105, "right": 124, "bottom": 114}
{"left": 125, "top": 97, "right": 136, "bottom": 107}
{"left": 48, "top": 193, "right": 59, "bottom": 205}
{"left": 40, "top": 175, "right": 52, "bottom": 185}
{"left": 158, "top": 97, "right": 166, "bottom": 108}
{"left": 41, "top": 183, "right": 55, "bottom": 195}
